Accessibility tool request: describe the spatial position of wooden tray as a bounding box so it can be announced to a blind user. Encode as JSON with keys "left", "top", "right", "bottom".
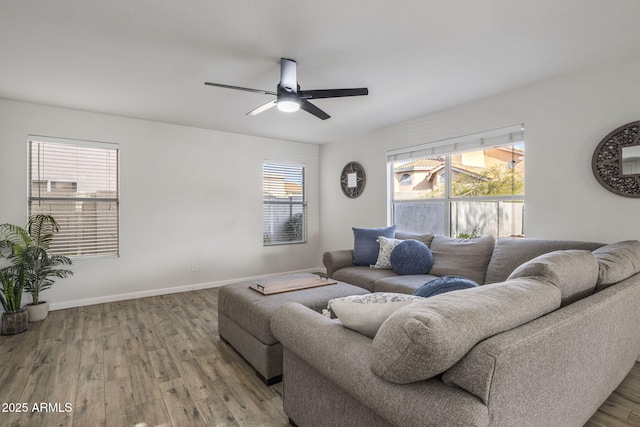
{"left": 249, "top": 277, "right": 337, "bottom": 295}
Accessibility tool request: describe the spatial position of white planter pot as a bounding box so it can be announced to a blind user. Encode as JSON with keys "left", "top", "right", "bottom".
{"left": 26, "top": 301, "right": 49, "bottom": 322}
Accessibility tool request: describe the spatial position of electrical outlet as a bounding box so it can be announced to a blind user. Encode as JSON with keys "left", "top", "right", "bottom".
{"left": 191, "top": 262, "right": 198, "bottom": 272}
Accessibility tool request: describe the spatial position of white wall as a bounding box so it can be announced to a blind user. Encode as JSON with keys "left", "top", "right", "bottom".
{"left": 3, "top": 57, "right": 640, "bottom": 310}
{"left": 320, "top": 58, "right": 640, "bottom": 252}
{"left": 0, "top": 99, "right": 320, "bottom": 309}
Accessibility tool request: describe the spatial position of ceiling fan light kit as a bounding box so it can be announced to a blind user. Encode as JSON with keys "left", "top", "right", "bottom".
{"left": 205, "top": 58, "right": 368, "bottom": 120}
{"left": 276, "top": 94, "right": 301, "bottom": 113}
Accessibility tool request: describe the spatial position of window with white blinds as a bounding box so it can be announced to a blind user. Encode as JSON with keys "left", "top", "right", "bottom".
{"left": 263, "top": 162, "right": 307, "bottom": 245}
{"left": 28, "top": 136, "right": 119, "bottom": 258}
{"left": 388, "top": 125, "right": 525, "bottom": 238}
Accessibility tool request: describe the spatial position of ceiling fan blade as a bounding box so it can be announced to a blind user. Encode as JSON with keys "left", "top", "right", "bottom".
{"left": 247, "top": 99, "right": 278, "bottom": 116}
{"left": 204, "top": 82, "right": 276, "bottom": 96}
{"left": 280, "top": 58, "right": 298, "bottom": 93}
{"left": 300, "top": 99, "right": 330, "bottom": 120}
{"left": 299, "top": 88, "right": 369, "bottom": 99}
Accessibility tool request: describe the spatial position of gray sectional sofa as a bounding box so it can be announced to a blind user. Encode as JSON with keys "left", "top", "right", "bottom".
{"left": 271, "top": 236, "right": 640, "bottom": 427}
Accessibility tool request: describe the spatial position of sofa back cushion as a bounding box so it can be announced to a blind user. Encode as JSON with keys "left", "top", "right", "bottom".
{"left": 592, "top": 240, "right": 640, "bottom": 291}
{"left": 428, "top": 235, "right": 495, "bottom": 284}
{"left": 370, "top": 278, "right": 561, "bottom": 384}
{"left": 485, "top": 238, "right": 603, "bottom": 284}
{"left": 332, "top": 266, "right": 397, "bottom": 293}
{"left": 394, "top": 231, "right": 435, "bottom": 247}
{"left": 507, "top": 250, "right": 599, "bottom": 306}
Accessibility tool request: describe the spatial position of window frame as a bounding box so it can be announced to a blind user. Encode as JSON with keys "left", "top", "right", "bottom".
{"left": 387, "top": 125, "right": 525, "bottom": 237}
{"left": 262, "top": 161, "right": 307, "bottom": 246}
{"left": 28, "top": 135, "right": 120, "bottom": 259}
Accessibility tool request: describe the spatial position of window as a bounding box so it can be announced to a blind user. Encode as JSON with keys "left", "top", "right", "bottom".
{"left": 263, "top": 162, "right": 307, "bottom": 245}
{"left": 28, "top": 136, "right": 119, "bottom": 258}
{"left": 388, "top": 125, "right": 524, "bottom": 237}
{"left": 399, "top": 173, "right": 412, "bottom": 186}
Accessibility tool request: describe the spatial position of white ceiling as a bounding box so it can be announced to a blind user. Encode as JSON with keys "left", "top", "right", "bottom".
{"left": 1, "top": 0, "right": 640, "bottom": 144}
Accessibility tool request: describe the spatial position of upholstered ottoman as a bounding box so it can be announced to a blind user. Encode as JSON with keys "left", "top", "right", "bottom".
{"left": 218, "top": 273, "right": 369, "bottom": 385}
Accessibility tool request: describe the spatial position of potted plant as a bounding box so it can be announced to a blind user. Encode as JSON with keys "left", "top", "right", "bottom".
{"left": 0, "top": 266, "right": 27, "bottom": 334}
{"left": 0, "top": 215, "right": 73, "bottom": 322}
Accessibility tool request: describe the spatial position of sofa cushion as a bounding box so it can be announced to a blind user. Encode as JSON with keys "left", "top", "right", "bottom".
{"left": 485, "top": 238, "right": 604, "bottom": 284}
{"left": 507, "top": 250, "right": 599, "bottom": 306}
{"left": 333, "top": 266, "right": 397, "bottom": 292}
{"left": 372, "top": 236, "right": 402, "bottom": 269}
{"left": 413, "top": 276, "right": 478, "bottom": 298}
{"left": 372, "top": 274, "right": 441, "bottom": 294}
{"left": 390, "top": 240, "right": 433, "bottom": 275}
{"left": 353, "top": 225, "right": 396, "bottom": 266}
{"left": 394, "top": 231, "right": 435, "bottom": 247}
{"left": 592, "top": 240, "right": 640, "bottom": 291}
{"left": 324, "top": 293, "right": 423, "bottom": 339}
{"left": 370, "top": 278, "right": 561, "bottom": 384}
{"left": 428, "top": 235, "right": 495, "bottom": 284}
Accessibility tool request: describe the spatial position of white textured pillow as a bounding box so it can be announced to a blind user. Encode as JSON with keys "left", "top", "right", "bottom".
{"left": 324, "top": 293, "right": 423, "bottom": 338}
{"left": 372, "top": 236, "right": 402, "bottom": 269}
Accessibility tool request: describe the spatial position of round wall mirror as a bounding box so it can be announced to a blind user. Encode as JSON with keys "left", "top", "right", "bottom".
{"left": 592, "top": 121, "right": 640, "bottom": 197}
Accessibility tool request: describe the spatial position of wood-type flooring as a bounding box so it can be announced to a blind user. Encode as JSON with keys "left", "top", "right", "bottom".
{"left": 0, "top": 287, "right": 638, "bottom": 426}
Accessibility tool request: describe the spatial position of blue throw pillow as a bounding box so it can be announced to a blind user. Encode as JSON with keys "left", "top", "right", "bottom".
{"left": 390, "top": 239, "right": 433, "bottom": 275}
{"left": 353, "top": 225, "right": 396, "bottom": 266}
{"left": 413, "top": 275, "right": 479, "bottom": 298}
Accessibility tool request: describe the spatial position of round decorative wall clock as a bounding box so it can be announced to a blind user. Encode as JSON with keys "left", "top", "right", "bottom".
{"left": 592, "top": 121, "right": 640, "bottom": 197}
{"left": 340, "top": 161, "right": 366, "bottom": 198}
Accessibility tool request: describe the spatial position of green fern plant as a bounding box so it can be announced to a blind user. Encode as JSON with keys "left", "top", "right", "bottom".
{"left": 0, "top": 267, "right": 25, "bottom": 312}
{"left": 0, "top": 215, "right": 73, "bottom": 306}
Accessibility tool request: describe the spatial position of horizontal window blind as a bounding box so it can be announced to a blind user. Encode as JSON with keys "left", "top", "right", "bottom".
{"left": 388, "top": 126, "right": 525, "bottom": 238}
{"left": 28, "top": 136, "right": 119, "bottom": 258}
{"left": 263, "top": 162, "right": 307, "bottom": 245}
{"left": 387, "top": 124, "right": 524, "bottom": 161}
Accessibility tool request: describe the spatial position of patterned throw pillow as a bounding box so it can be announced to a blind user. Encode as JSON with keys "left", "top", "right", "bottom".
{"left": 323, "top": 293, "right": 423, "bottom": 338}
{"left": 372, "top": 236, "right": 403, "bottom": 269}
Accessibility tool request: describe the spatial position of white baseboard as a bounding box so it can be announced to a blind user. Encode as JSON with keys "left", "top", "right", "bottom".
{"left": 49, "top": 267, "right": 325, "bottom": 311}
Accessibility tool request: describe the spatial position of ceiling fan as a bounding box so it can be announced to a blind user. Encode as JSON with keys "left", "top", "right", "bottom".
{"left": 204, "top": 58, "right": 368, "bottom": 120}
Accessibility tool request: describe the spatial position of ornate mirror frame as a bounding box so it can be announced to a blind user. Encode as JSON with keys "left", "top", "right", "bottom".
{"left": 592, "top": 121, "right": 640, "bottom": 197}
{"left": 340, "top": 161, "right": 366, "bottom": 198}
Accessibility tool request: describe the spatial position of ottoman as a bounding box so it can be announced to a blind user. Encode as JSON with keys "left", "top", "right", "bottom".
{"left": 218, "top": 273, "right": 369, "bottom": 385}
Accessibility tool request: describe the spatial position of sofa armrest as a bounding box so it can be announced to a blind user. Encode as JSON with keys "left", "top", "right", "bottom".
{"left": 323, "top": 249, "right": 354, "bottom": 277}
{"left": 271, "top": 302, "right": 489, "bottom": 427}
{"left": 442, "top": 275, "right": 640, "bottom": 427}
